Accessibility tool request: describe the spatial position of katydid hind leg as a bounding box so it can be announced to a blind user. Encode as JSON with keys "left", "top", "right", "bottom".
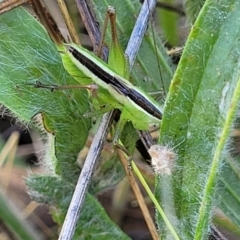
{"left": 112, "top": 116, "right": 128, "bottom": 145}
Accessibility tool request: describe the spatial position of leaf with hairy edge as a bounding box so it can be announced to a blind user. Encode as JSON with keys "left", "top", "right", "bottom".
{"left": 157, "top": 0, "right": 240, "bottom": 238}
{"left": 0, "top": 7, "right": 91, "bottom": 185}
{"left": 0, "top": 7, "right": 130, "bottom": 238}
{"left": 26, "top": 175, "right": 130, "bottom": 240}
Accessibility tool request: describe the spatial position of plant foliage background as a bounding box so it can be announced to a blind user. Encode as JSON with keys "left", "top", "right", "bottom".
{"left": 0, "top": 0, "right": 240, "bottom": 239}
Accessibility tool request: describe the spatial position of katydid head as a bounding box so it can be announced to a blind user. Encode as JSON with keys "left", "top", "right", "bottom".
{"left": 107, "top": 6, "right": 116, "bottom": 15}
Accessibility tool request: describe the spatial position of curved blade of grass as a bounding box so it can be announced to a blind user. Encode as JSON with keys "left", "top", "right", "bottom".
{"left": 0, "top": 188, "right": 40, "bottom": 240}
{"left": 131, "top": 161, "right": 179, "bottom": 240}
{"left": 157, "top": 0, "right": 240, "bottom": 238}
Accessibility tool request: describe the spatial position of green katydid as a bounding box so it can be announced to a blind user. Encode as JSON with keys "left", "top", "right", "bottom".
{"left": 60, "top": 6, "right": 163, "bottom": 143}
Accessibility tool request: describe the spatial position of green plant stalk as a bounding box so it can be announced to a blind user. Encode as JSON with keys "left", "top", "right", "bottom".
{"left": 131, "top": 161, "right": 180, "bottom": 240}
{"left": 194, "top": 76, "right": 240, "bottom": 239}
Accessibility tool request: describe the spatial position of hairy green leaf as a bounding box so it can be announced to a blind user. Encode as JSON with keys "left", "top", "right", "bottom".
{"left": 157, "top": 0, "right": 240, "bottom": 238}
{"left": 0, "top": 7, "right": 91, "bottom": 181}
{"left": 26, "top": 175, "right": 130, "bottom": 239}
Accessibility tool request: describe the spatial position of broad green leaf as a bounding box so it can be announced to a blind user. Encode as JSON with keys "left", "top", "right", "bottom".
{"left": 26, "top": 175, "right": 130, "bottom": 240}
{"left": 0, "top": 6, "right": 130, "bottom": 239}
{"left": 0, "top": 7, "right": 91, "bottom": 182}
{"left": 157, "top": 0, "right": 240, "bottom": 238}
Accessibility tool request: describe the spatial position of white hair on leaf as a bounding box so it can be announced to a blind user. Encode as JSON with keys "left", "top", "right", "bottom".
{"left": 148, "top": 144, "right": 176, "bottom": 175}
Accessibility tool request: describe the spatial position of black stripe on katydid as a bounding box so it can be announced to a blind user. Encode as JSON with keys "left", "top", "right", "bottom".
{"left": 69, "top": 46, "right": 162, "bottom": 120}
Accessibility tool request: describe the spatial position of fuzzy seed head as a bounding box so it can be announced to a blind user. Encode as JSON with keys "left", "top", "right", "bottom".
{"left": 148, "top": 145, "right": 176, "bottom": 175}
